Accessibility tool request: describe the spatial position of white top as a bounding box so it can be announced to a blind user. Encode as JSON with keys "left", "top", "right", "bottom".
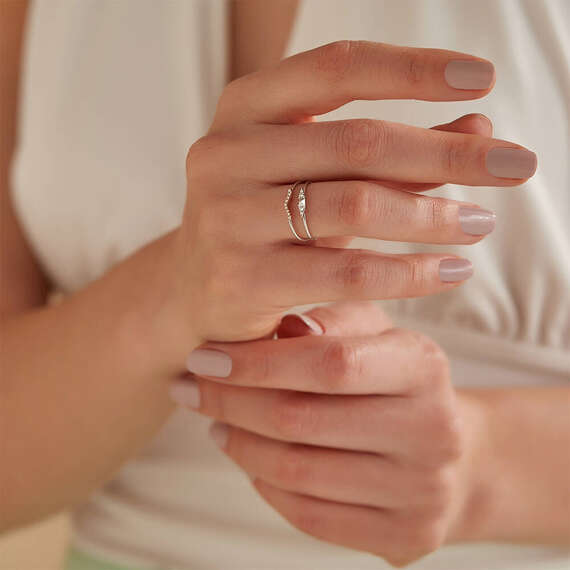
{"left": 12, "top": 0, "right": 569, "bottom": 568}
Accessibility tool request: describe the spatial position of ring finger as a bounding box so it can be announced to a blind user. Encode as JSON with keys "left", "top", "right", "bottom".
{"left": 243, "top": 179, "right": 495, "bottom": 244}
{"left": 214, "top": 424, "right": 432, "bottom": 510}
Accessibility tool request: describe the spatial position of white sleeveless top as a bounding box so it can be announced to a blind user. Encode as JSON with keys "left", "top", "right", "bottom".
{"left": 12, "top": 1, "right": 569, "bottom": 569}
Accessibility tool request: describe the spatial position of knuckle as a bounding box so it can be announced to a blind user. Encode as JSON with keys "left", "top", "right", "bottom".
{"left": 186, "top": 133, "right": 230, "bottom": 180}
{"left": 217, "top": 75, "right": 251, "bottom": 112}
{"left": 336, "top": 183, "right": 375, "bottom": 227}
{"left": 337, "top": 251, "right": 376, "bottom": 292}
{"left": 439, "top": 136, "right": 474, "bottom": 177}
{"left": 421, "top": 197, "right": 454, "bottom": 234}
{"left": 186, "top": 135, "right": 216, "bottom": 172}
{"left": 271, "top": 393, "right": 318, "bottom": 440}
{"left": 317, "top": 339, "right": 361, "bottom": 391}
{"left": 315, "top": 40, "right": 363, "bottom": 85}
{"left": 397, "top": 257, "right": 427, "bottom": 292}
{"left": 333, "top": 119, "right": 387, "bottom": 169}
{"left": 401, "top": 51, "right": 427, "bottom": 86}
{"left": 220, "top": 76, "right": 245, "bottom": 102}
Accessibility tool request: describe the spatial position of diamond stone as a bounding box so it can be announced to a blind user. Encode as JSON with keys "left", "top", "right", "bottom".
{"left": 298, "top": 192, "right": 306, "bottom": 215}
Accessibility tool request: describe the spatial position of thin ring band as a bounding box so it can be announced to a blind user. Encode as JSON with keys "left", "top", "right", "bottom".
{"left": 284, "top": 181, "right": 313, "bottom": 242}
{"left": 297, "top": 181, "right": 314, "bottom": 240}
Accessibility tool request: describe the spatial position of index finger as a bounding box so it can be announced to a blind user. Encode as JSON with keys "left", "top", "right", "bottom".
{"left": 213, "top": 40, "right": 495, "bottom": 127}
{"left": 185, "top": 329, "right": 430, "bottom": 395}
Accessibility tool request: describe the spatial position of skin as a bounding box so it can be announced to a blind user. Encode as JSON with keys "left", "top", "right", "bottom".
{"left": 179, "top": 302, "right": 570, "bottom": 566}
{"left": 0, "top": 2, "right": 567, "bottom": 567}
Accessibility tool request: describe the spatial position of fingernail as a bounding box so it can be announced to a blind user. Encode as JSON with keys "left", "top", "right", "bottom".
{"left": 439, "top": 258, "right": 473, "bottom": 282}
{"left": 186, "top": 349, "right": 232, "bottom": 378}
{"left": 209, "top": 422, "right": 229, "bottom": 450}
{"left": 459, "top": 207, "right": 496, "bottom": 235}
{"left": 168, "top": 379, "right": 201, "bottom": 408}
{"left": 486, "top": 147, "right": 537, "bottom": 179}
{"left": 444, "top": 60, "right": 494, "bottom": 90}
{"left": 283, "top": 314, "right": 324, "bottom": 336}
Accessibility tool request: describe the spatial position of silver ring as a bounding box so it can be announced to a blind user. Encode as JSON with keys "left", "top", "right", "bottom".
{"left": 284, "top": 180, "right": 314, "bottom": 242}
{"left": 297, "top": 181, "right": 314, "bottom": 240}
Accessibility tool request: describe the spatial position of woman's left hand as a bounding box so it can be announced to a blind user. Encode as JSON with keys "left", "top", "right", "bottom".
{"left": 169, "top": 301, "right": 488, "bottom": 567}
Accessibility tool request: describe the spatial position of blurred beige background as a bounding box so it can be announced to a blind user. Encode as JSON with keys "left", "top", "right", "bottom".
{"left": 0, "top": 514, "right": 69, "bottom": 570}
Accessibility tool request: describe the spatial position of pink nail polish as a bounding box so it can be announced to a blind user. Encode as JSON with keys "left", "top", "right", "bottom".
{"left": 486, "top": 148, "right": 537, "bottom": 179}
{"left": 444, "top": 60, "right": 494, "bottom": 90}
{"left": 186, "top": 349, "right": 232, "bottom": 378}
{"left": 439, "top": 259, "right": 473, "bottom": 282}
{"left": 459, "top": 207, "right": 496, "bottom": 235}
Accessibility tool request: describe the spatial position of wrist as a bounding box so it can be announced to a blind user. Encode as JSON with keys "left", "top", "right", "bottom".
{"left": 115, "top": 229, "right": 202, "bottom": 376}
{"left": 448, "top": 389, "right": 498, "bottom": 543}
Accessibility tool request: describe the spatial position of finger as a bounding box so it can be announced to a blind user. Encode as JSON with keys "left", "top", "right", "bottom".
{"left": 246, "top": 180, "right": 495, "bottom": 244}
{"left": 217, "top": 425, "right": 434, "bottom": 510}
{"left": 188, "top": 389, "right": 441, "bottom": 459}
{"left": 276, "top": 301, "right": 393, "bottom": 339}
{"left": 213, "top": 41, "right": 495, "bottom": 127}
{"left": 186, "top": 329, "right": 429, "bottom": 394}
{"left": 255, "top": 248, "right": 473, "bottom": 307}
{"left": 382, "top": 112, "right": 493, "bottom": 192}
{"left": 251, "top": 478, "right": 435, "bottom": 566}
{"left": 224, "top": 119, "right": 536, "bottom": 186}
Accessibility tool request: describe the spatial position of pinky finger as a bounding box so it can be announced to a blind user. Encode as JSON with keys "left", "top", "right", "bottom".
{"left": 260, "top": 247, "right": 473, "bottom": 307}
{"left": 252, "top": 478, "right": 438, "bottom": 567}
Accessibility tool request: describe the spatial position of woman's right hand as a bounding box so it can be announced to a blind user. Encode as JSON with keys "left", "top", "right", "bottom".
{"left": 168, "top": 40, "right": 536, "bottom": 345}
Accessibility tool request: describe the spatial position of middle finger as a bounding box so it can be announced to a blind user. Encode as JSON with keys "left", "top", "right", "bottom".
{"left": 226, "top": 119, "right": 537, "bottom": 185}
{"left": 193, "top": 379, "right": 421, "bottom": 456}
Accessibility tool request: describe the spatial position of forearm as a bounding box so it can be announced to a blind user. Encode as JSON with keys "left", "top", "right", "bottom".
{"left": 0, "top": 229, "right": 197, "bottom": 531}
{"left": 229, "top": 0, "right": 299, "bottom": 80}
{"left": 458, "top": 386, "right": 570, "bottom": 544}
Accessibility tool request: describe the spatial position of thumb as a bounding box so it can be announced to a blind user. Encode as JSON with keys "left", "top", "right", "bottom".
{"left": 277, "top": 301, "right": 393, "bottom": 339}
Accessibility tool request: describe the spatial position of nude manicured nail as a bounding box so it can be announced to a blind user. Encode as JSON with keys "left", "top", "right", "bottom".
{"left": 459, "top": 207, "right": 496, "bottom": 235}
{"left": 444, "top": 60, "right": 494, "bottom": 89}
{"left": 486, "top": 148, "right": 537, "bottom": 179}
{"left": 186, "top": 349, "right": 232, "bottom": 378}
{"left": 168, "top": 379, "right": 201, "bottom": 408}
{"left": 439, "top": 259, "right": 473, "bottom": 282}
{"left": 209, "top": 422, "right": 229, "bottom": 449}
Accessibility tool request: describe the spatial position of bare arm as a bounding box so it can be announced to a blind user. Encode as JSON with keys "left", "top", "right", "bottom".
{"left": 459, "top": 386, "right": 570, "bottom": 544}
{"left": 229, "top": 0, "right": 299, "bottom": 80}
{"left": 0, "top": 1, "right": 297, "bottom": 531}
{"left": 0, "top": 0, "right": 47, "bottom": 316}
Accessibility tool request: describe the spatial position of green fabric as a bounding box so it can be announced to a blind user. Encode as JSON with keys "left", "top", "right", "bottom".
{"left": 63, "top": 546, "right": 142, "bottom": 570}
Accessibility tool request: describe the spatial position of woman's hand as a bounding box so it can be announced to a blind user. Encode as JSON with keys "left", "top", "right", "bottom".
{"left": 164, "top": 41, "right": 536, "bottom": 348}
{"left": 169, "top": 301, "right": 488, "bottom": 567}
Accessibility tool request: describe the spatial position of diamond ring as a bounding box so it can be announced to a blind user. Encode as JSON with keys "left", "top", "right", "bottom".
{"left": 284, "top": 181, "right": 314, "bottom": 242}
